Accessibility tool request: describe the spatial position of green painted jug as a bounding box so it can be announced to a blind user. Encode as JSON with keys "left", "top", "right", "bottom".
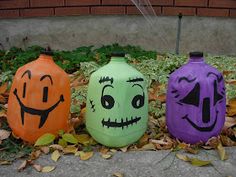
{"left": 86, "top": 52, "right": 148, "bottom": 147}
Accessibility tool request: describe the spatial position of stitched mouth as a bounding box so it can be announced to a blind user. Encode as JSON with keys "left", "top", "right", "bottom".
{"left": 13, "top": 88, "right": 64, "bottom": 128}
{"left": 182, "top": 110, "right": 218, "bottom": 132}
{"left": 102, "top": 116, "right": 141, "bottom": 129}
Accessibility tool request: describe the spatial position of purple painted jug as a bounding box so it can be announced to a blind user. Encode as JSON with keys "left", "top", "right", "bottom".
{"left": 166, "top": 52, "right": 226, "bottom": 144}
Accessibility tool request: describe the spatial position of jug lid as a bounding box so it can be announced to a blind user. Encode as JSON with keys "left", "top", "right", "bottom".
{"left": 40, "top": 47, "right": 53, "bottom": 56}
{"left": 189, "top": 51, "right": 204, "bottom": 62}
{"left": 111, "top": 51, "right": 125, "bottom": 58}
{"left": 189, "top": 51, "right": 203, "bottom": 58}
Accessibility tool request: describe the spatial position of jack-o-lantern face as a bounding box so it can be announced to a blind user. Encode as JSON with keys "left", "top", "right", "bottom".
{"left": 86, "top": 57, "right": 148, "bottom": 147}
{"left": 7, "top": 54, "right": 70, "bottom": 143}
{"left": 166, "top": 57, "right": 226, "bottom": 144}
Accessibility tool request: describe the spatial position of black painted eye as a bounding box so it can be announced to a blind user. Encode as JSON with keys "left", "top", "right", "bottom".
{"left": 22, "top": 82, "right": 26, "bottom": 98}
{"left": 43, "top": 87, "right": 48, "bottom": 102}
{"left": 132, "top": 94, "right": 144, "bottom": 109}
{"left": 180, "top": 83, "right": 200, "bottom": 107}
{"left": 214, "top": 80, "right": 223, "bottom": 105}
{"left": 101, "top": 95, "right": 114, "bottom": 109}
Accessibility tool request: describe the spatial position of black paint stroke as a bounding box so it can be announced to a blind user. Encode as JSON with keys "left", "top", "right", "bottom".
{"left": 89, "top": 99, "right": 95, "bottom": 112}
{"left": 22, "top": 82, "right": 26, "bottom": 98}
{"left": 126, "top": 78, "right": 144, "bottom": 83}
{"left": 102, "top": 116, "right": 141, "bottom": 129}
{"left": 182, "top": 111, "right": 218, "bottom": 132}
{"left": 14, "top": 88, "right": 64, "bottom": 128}
{"left": 214, "top": 80, "right": 224, "bottom": 106}
{"left": 207, "top": 72, "right": 223, "bottom": 82}
{"left": 178, "top": 77, "right": 196, "bottom": 83}
{"left": 174, "top": 94, "right": 180, "bottom": 98}
{"left": 202, "top": 97, "right": 210, "bottom": 123}
{"left": 99, "top": 76, "right": 114, "bottom": 84}
{"left": 21, "top": 70, "right": 31, "bottom": 79}
{"left": 40, "top": 75, "right": 53, "bottom": 85}
{"left": 171, "top": 90, "right": 178, "bottom": 93}
{"left": 101, "top": 84, "right": 115, "bottom": 109}
{"left": 179, "top": 83, "right": 200, "bottom": 107}
{"left": 43, "top": 87, "right": 48, "bottom": 102}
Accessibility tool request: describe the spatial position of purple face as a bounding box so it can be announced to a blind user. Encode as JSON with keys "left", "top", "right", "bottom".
{"left": 166, "top": 63, "right": 226, "bottom": 144}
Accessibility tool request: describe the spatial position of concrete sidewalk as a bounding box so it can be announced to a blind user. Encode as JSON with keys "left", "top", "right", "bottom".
{"left": 0, "top": 148, "right": 235, "bottom": 177}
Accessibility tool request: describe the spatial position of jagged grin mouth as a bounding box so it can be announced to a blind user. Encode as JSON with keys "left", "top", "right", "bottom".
{"left": 13, "top": 88, "right": 64, "bottom": 128}
{"left": 102, "top": 116, "right": 141, "bottom": 129}
{"left": 182, "top": 110, "right": 218, "bottom": 132}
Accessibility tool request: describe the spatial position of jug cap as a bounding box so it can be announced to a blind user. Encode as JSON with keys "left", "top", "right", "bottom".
{"left": 41, "top": 47, "right": 53, "bottom": 56}
{"left": 111, "top": 51, "right": 125, "bottom": 58}
{"left": 189, "top": 51, "right": 203, "bottom": 58}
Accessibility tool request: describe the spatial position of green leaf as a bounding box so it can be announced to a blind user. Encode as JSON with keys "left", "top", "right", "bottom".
{"left": 190, "top": 158, "right": 212, "bottom": 167}
{"left": 35, "top": 133, "right": 55, "bottom": 146}
{"left": 58, "top": 129, "right": 65, "bottom": 137}
{"left": 62, "top": 133, "right": 78, "bottom": 144}
{"left": 58, "top": 138, "right": 67, "bottom": 147}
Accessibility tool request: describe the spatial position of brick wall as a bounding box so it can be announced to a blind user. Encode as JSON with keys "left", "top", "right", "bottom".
{"left": 0, "top": 0, "right": 236, "bottom": 18}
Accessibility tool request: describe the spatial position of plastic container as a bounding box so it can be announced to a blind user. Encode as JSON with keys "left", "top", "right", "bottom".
{"left": 7, "top": 48, "right": 70, "bottom": 143}
{"left": 86, "top": 52, "right": 148, "bottom": 147}
{"left": 166, "top": 52, "right": 226, "bottom": 144}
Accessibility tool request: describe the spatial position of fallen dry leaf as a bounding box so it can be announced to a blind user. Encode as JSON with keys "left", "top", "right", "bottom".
{"left": 0, "top": 95, "right": 6, "bottom": 104}
{"left": 0, "top": 129, "right": 11, "bottom": 140}
{"left": 120, "top": 146, "right": 128, "bottom": 153}
{"left": 227, "top": 98, "right": 236, "bottom": 116}
{"left": 113, "top": 172, "right": 124, "bottom": 177}
{"left": 101, "top": 153, "right": 112, "bottom": 159}
{"left": 176, "top": 153, "right": 189, "bottom": 161}
{"left": 224, "top": 117, "right": 236, "bottom": 129}
{"left": 75, "top": 151, "right": 94, "bottom": 161}
{"left": 32, "top": 164, "right": 42, "bottom": 172}
{"left": 76, "top": 134, "right": 91, "bottom": 145}
{"left": 40, "top": 146, "right": 50, "bottom": 154}
{"left": 217, "top": 143, "right": 228, "bottom": 161}
{"left": 51, "top": 150, "right": 61, "bottom": 162}
{"left": 220, "top": 135, "right": 236, "bottom": 146}
{"left": 99, "top": 146, "right": 109, "bottom": 154}
{"left": 17, "top": 160, "right": 28, "bottom": 172}
{"left": 140, "top": 143, "right": 156, "bottom": 151}
{"left": 41, "top": 166, "right": 56, "bottom": 173}
{"left": 49, "top": 144, "right": 64, "bottom": 151}
{"left": 30, "top": 150, "right": 41, "bottom": 160}
{"left": 0, "top": 82, "right": 8, "bottom": 94}
{"left": 0, "top": 161, "right": 11, "bottom": 165}
{"left": 63, "top": 145, "right": 78, "bottom": 154}
{"left": 137, "top": 133, "right": 149, "bottom": 148}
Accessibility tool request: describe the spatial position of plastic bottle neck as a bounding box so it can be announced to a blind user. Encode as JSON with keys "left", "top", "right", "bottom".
{"left": 110, "top": 57, "right": 126, "bottom": 63}
{"left": 188, "top": 57, "right": 204, "bottom": 63}
{"left": 38, "top": 54, "right": 54, "bottom": 61}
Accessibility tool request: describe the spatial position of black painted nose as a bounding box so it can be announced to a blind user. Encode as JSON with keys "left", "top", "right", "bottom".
{"left": 202, "top": 97, "right": 210, "bottom": 123}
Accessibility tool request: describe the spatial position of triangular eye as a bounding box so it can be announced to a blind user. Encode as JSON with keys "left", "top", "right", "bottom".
{"left": 214, "top": 80, "right": 223, "bottom": 105}
{"left": 180, "top": 83, "right": 200, "bottom": 107}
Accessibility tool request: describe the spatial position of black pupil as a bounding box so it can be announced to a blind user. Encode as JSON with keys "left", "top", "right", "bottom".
{"left": 43, "top": 87, "right": 48, "bottom": 102}
{"left": 101, "top": 95, "right": 114, "bottom": 109}
{"left": 132, "top": 94, "right": 144, "bottom": 109}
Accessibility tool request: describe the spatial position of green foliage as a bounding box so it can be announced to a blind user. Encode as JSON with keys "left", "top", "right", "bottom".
{"left": 0, "top": 44, "right": 156, "bottom": 74}
{"left": 0, "top": 46, "right": 43, "bottom": 73}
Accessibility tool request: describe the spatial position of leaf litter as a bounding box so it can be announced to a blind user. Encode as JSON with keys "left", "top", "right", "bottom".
{"left": 0, "top": 49, "right": 235, "bottom": 173}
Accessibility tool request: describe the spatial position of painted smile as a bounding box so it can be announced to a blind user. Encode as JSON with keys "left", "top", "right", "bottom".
{"left": 13, "top": 88, "right": 64, "bottom": 128}
{"left": 182, "top": 110, "right": 218, "bottom": 132}
{"left": 102, "top": 116, "right": 141, "bottom": 129}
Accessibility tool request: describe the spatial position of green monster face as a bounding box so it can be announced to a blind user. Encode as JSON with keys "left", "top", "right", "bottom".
{"left": 86, "top": 57, "right": 148, "bottom": 147}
